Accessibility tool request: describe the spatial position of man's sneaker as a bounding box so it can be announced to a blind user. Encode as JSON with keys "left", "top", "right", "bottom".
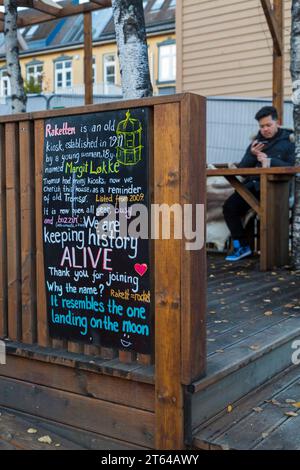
{"left": 225, "top": 240, "right": 252, "bottom": 262}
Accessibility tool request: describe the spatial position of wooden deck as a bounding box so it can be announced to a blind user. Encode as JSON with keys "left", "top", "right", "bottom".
{"left": 0, "top": 406, "right": 141, "bottom": 450}
{"left": 1, "top": 253, "right": 300, "bottom": 450}
{"left": 206, "top": 254, "right": 300, "bottom": 364}
{"left": 192, "top": 253, "right": 300, "bottom": 450}
{"left": 193, "top": 365, "right": 300, "bottom": 450}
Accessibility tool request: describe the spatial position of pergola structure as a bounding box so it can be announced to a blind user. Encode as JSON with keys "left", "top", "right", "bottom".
{"left": 260, "top": 0, "right": 284, "bottom": 123}
{"left": 0, "top": 0, "right": 284, "bottom": 119}
{"left": 0, "top": 0, "right": 112, "bottom": 105}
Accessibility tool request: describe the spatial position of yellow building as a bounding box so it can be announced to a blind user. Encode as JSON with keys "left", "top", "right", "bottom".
{"left": 0, "top": 0, "right": 176, "bottom": 100}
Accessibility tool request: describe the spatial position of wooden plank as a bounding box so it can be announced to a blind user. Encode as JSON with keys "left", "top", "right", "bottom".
{"left": 9, "top": 1, "right": 112, "bottom": 30}
{"left": 225, "top": 175, "right": 262, "bottom": 215}
{"left": 267, "top": 176, "right": 290, "bottom": 268}
{"left": 260, "top": 174, "right": 269, "bottom": 271}
{"left": 52, "top": 339, "right": 67, "bottom": 350}
{"left": 0, "top": 409, "right": 83, "bottom": 450}
{"left": 0, "top": 94, "right": 187, "bottom": 124}
{"left": 17, "top": 0, "right": 60, "bottom": 18}
{"left": 84, "top": 12, "right": 93, "bottom": 106}
{"left": 100, "top": 347, "right": 117, "bottom": 360}
{"left": 1, "top": 354, "right": 155, "bottom": 412}
{"left": 5, "top": 340, "right": 155, "bottom": 384}
{"left": 119, "top": 350, "right": 136, "bottom": 364}
{"left": 19, "top": 121, "right": 37, "bottom": 344}
{"left": 5, "top": 123, "right": 22, "bottom": 341}
{"left": 191, "top": 332, "right": 300, "bottom": 430}
{"left": 180, "top": 93, "right": 206, "bottom": 384}
{"left": 67, "top": 341, "right": 84, "bottom": 354}
{"left": 208, "top": 312, "right": 297, "bottom": 358}
{"left": 207, "top": 282, "right": 297, "bottom": 330}
{"left": 206, "top": 167, "right": 300, "bottom": 176}
{"left": 0, "top": 124, "right": 7, "bottom": 338}
{"left": 176, "top": 0, "right": 183, "bottom": 92}
{"left": 192, "top": 316, "right": 300, "bottom": 394}
{"left": 272, "top": 0, "right": 284, "bottom": 123}
{"left": 154, "top": 103, "right": 184, "bottom": 449}
{"left": 213, "top": 373, "right": 300, "bottom": 450}
{"left": 0, "top": 376, "right": 155, "bottom": 448}
{"left": 193, "top": 365, "right": 300, "bottom": 450}
{"left": 2, "top": 407, "right": 147, "bottom": 450}
{"left": 137, "top": 354, "right": 152, "bottom": 366}
{"left": 34, "top": 119, "right": 49, "bottom": 347}
{"left": 260, "top": 0, "right": 283, "bottom": 56}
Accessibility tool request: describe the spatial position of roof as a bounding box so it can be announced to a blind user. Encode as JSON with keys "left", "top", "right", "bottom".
{"left": 0, "top": 0, "right": 175, "bottom": 58}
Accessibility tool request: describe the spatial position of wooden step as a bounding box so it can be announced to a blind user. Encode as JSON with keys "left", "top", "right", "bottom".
{"left": 0, "top": 406, "right": 144, "bottom": 450}
{"left": 193, "top": 365, "right": 300, "bottom": 450}
{"left": 190, "top": 316, "right": 300, "bottom": 430}
{"left": 0, "top": 407, "right": 84, "bottom": 450}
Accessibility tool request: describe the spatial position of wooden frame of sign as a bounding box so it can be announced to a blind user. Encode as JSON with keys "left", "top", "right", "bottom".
{"left": 0, "top": 93, "right": 206, "bottom": 450}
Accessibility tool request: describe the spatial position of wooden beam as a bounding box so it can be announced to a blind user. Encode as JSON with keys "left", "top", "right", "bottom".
{"left": 16, "top": 0, "right": 61, "bottom": 17}
{"left": 0, "top": 1, "right": 112, "bottom": 31}
{"left": 154, "top": 103, "right": 184, "bottom": 450}
{"left": 225, "top": 176, "right": 262, "bottom": 216}
{"left": 260, "top": 0, "right": 283, "bottom": 56}
{"left": 84, "top": 12, "right": 93, "bottom": 106}
{"left": 90, "top": 0, "right": 111, "bottom": 5}
{"left": 272, "top": 0, "right": 284, "bottom": 124}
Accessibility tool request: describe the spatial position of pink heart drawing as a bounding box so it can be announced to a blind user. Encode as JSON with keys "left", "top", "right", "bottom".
{"left": 134, "top": 263, "right": 148, "bottom": 277}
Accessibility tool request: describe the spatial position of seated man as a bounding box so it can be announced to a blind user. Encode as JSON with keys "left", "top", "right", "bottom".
{"left": 223, "top": 105, "right": 295, "bottom": 262}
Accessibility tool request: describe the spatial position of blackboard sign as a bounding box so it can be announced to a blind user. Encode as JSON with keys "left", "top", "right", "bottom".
{"left": 42, "top": 108, "right": 151, "bottom": 354}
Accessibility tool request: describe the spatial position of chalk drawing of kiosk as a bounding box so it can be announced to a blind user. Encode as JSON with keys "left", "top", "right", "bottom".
{"left": 116, "top": 110, "right": 143, "bottom": 166}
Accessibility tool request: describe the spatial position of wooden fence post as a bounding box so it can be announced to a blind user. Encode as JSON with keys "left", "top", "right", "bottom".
{"left": 154, "top": 95, "right": 206, "bottom": 449}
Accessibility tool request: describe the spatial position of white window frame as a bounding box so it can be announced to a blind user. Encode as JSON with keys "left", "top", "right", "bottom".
{"left": 0, "top": 70, "right": 11, "bottom": 97}
{"left": 148, "top": 50, "right": 154, "bottom": 86}
{"left": 92, "top": 56, "right": 96, "bottom": 84}
{"left": 158, "top": 42, "right": 176, "bottom": 83}
{"left": 26, "top": 63, "right": 44, "bottom": 88}
{"left": 55, "top": 59, "right": 73, "bottom": 91}
{"left": 103, "top": 54, "right": 116, "bottom": 85}
{"left": 151, "top": 0, "right": 165, "bottom": 12}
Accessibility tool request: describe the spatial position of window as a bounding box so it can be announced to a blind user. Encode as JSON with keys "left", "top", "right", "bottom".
{"left": 26, "top": 63, "right": 43, "bottom": 88}
{"left": 25, "top": 25, "right": 39, "bottom": 38}
{"left": 151, "top": 0, "right": 165, "bottom": 11}
{"left": 0, "top": 70, "right": 10, "bottom": 97}
{"left": 55, "top": 59, "right": 72, "bottom": 91}
{"left": 103, "top": 54, "right": 116, "bottom": 85}
{"left": 158, "top": 42, "right": 176, "bottom": 82}
{"left": 169, "top": 0, "right": 176, "bottom": 8}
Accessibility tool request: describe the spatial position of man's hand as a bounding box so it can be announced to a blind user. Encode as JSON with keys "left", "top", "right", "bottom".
{"left": 256, "top": 152, "right": 269, "bottom": 167}
{"left": 251, "top": 140, "right": 266, "bottom": 156}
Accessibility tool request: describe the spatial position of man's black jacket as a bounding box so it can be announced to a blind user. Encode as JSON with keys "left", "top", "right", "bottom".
{"left": 238, "top": 128, "right": 295, "bottom": 191}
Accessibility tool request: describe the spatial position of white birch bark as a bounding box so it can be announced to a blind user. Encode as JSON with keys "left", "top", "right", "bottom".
{"left": 111, "top": 0, "right": 153, "bottom": 99}
{"left": 4, "top": 0, "right": 27, "bottom": 113}
{"left": 291, "top": 0, "right": 300, "bottom": 269}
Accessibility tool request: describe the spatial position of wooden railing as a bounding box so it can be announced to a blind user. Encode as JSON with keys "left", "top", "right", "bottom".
{"left": 0, "top": 94, "right": 206, "bottom": 449}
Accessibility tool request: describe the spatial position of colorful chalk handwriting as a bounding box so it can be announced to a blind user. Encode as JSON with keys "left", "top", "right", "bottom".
{"left": 42, "top": 108, "right": 151, "bottom": 354}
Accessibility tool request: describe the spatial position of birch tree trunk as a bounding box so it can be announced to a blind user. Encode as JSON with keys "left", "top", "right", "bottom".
{"left": 112, "top": 0, "right": 153, "bottom": 99}
{"left": 291, "top": 0, "right": 300, "bottom": 269}
{"left": 4, "top": 0, "right": 27, "bottom": 113}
